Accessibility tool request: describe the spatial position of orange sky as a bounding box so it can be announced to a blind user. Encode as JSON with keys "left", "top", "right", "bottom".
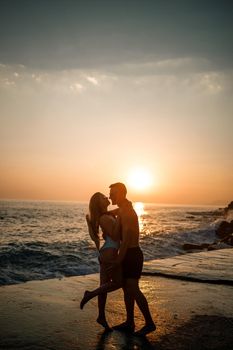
{"left": 0, "top": 2, "right": 233, "bottom": 205}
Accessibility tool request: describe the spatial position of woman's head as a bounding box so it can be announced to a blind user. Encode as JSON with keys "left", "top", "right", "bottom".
{"left": 89, "top": 192, "right": 110, "bottom": 236}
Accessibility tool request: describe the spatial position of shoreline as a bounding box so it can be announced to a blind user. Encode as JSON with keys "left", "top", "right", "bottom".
{"left": 142, "top": 271, "right": 233, "bottom": 285}
{"left": 1, "top": 249, "right": 233, "bottom": 349}
{"left": 1, "top": 274, "right": 233, "bottom": 350}
{"left": 1, "top": 248, "right": 232, "bottom": 288}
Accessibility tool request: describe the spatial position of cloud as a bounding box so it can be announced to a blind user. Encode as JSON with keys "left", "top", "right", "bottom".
{"left": 109, "top": 56, "right": 213, "bottom": 77}
{"left": 199, "top": 73, "right": 223, "bottom": 95}
{"left": 1, "top": 1, "right": 232, "bottom": 74}
{"left": 86, "top": 76, "right": 99, "bottom": 86}
{"left": 0, "top": 61, "right": 232, "bottom": 99}
{"left": 31, "top": 74, "right": 43, "bottom": 83}
{"left": 0, "top": 63, "right": 118, "bottom": 94}
{"left": 69, "top": 82, "right": 85, "bottom": 93}
{"left": 3, "top": 78, "right": 16, "bottom": 87}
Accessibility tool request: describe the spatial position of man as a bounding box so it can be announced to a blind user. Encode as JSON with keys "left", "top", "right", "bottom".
{"left": 108, "top": 182, "right": 156, "bottom": 336}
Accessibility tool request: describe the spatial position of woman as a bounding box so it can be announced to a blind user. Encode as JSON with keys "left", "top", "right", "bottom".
{"left": 80, "top": 192, "right": 122, "bottom": 330}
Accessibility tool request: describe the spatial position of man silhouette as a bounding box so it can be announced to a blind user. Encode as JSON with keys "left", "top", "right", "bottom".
{"left": 108, "top": 182, "right": 156, "bottom": 336}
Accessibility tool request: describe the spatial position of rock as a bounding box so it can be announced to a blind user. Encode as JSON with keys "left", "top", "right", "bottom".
{"left": 183, "top": 243, "right": 210, "bottom": 251}
{"left": 183, "top": 220, "right": 233, "bottom": 251}
{"left": 226, "top": 201, "right": 233, "bottom": 210}
{"left": 216, "top": 220, "right": 233, "bottom": 238}
{"left": 223, "top": 201, "right": 233, "bottom": 216}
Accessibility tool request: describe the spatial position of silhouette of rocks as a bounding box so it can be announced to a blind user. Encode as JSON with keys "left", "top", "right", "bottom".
{"left": 183, "top": 202, "right": 233, "bottom": 251}
{"left": 213, "top": 201, "right": 233, "bottom": 246}
{"left": 183, "top": 243, "right": 210, "bottom": 251}
{"left": 209, "top": 201, "right": 233, "bottom": 218}
{"left": 224, "top": 201, "right": 233, "bottom": 216}
{"left": 216, "top": 220, "right": 233, "bottom": 237}
{"left": 215, "top": 220, "right": 233, "bottom": 246}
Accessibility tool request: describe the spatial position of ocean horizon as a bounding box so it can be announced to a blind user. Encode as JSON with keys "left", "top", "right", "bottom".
{"left": 0, "top": 200, "right": 230, "bottom": 286}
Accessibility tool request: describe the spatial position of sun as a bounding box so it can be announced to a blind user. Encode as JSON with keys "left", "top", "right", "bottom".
{"left": 127, "top": 167, "right": 153, "bottom": 191}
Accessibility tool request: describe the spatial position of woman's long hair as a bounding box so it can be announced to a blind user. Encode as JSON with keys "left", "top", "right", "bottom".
{"left": 89, "top": 192, "right": 104, "bottom": 239}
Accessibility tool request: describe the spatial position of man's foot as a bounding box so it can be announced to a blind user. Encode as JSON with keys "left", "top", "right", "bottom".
{"left": 80, "top": 290, "right": 91, "bottom": 309}
{"left": 96, "top": 317, "right": 112, "bottom": 331}
{"left": 134, "top": 323, "right": 156, "bottom": 337}
{"left": 113, "top": 322, "right": 135, "bottom": 333}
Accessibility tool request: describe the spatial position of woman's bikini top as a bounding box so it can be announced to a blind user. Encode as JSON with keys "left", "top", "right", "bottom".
{"left": 100, "top": 214, "right": 120, "bottom": 251}
{"left": 100, "top": 235, "right": 120, "bottom": 251}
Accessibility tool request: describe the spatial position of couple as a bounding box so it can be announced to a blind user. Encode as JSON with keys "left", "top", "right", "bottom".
{"left": 80, "top": 182, "right": 156, "bottom": 336}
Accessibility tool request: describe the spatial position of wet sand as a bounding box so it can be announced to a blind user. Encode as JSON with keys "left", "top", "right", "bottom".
{"left": 1, "top": 270, "right": 233, "bottom": 349}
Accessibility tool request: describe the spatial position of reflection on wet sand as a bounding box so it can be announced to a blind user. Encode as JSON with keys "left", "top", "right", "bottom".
{"left": 96, "top": 329, "right": 154, "bottom": 350}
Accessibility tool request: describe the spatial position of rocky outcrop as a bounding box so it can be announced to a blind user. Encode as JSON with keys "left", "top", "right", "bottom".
{"left": 210, "top": 201, "right": 233, "bottom": 218}
{"left": 183, "top": 202, "right": 233, "bottom": 251}
{"left": 216, "top": 220, "right": 233, "bottom": 238}
{"left": 214, "top": 201, "right": 233, "bottom": 246}
{"left": 183, "top": 243, "right": 210, "bottom": 251}
{"left": 224, "top": 201, "right": 233, "bottom": 217}
{"left": 215, "top": 220, "right": 233, "bottom": 246}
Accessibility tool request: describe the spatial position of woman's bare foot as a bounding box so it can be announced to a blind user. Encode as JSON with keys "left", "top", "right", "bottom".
{"left": 80, "top": 290, "right": 91, "bottom": 309}
{"left": 96, "top": 317, "right": 111, "bottom": 330}
{"left": 134, "top": 322, "right": 156, "bottom": 336}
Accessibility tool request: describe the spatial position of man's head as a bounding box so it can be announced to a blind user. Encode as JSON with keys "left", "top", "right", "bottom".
{"left": 109, "top": 182, "right": 127, "bottom": 206}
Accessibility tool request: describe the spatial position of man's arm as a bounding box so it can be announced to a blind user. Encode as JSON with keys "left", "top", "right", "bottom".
{"left": 107, "top": 208, "right": 120, "bottom": 216}
{"left": 115, "top": 213, "right": 133, "bottom": 263}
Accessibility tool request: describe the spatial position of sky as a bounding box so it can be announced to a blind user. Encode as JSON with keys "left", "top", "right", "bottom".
{"left": 0, "top": 0, "right": 233, "bottom": 205}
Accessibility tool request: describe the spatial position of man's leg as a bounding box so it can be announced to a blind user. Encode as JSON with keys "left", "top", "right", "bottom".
{"left": 113, "top": 278, "right": 135, "bottom": 332}
{"left": 128, "top": 279, "right": 156, "bottom": 336}
{"left": 123, "top": 280, "right": 135, "bottom": 327}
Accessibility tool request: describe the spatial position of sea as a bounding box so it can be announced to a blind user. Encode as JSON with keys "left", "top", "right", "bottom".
{"left": 0, "top": 200, "right": 231, "bottom": 286}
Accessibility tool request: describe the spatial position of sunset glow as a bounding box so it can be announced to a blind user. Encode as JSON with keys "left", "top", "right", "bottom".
{"left": 127, "top": 168, "right": 153, "bottom": 192}
{"left": 0, "top": 2, "right": 232, "bottom": 205}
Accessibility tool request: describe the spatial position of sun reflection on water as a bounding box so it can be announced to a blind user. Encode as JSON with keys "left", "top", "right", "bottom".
{"left": 133, "top": 202, "right": 146, "bottom": 232}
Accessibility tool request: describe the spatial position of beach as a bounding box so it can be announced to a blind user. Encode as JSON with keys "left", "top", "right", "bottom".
{"left": 1, "top": 2, "right": 233, "bottom": 348}
{"left": 1, "top": 249, "right": 233, "bottom": 350}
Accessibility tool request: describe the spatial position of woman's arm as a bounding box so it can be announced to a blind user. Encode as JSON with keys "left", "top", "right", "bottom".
{"left": 86, "top": 214, "right": 100, "bottom": 251}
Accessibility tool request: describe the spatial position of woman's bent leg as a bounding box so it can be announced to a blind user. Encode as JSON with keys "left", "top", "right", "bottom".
{"left": 97, "top": 260, "right": 109, "bottom": 329}
{"left": 80, "top": 267, "right": 122, "bottom": 308}
{"left": 80, "top": 250, "right": 122, "bottom": 309}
